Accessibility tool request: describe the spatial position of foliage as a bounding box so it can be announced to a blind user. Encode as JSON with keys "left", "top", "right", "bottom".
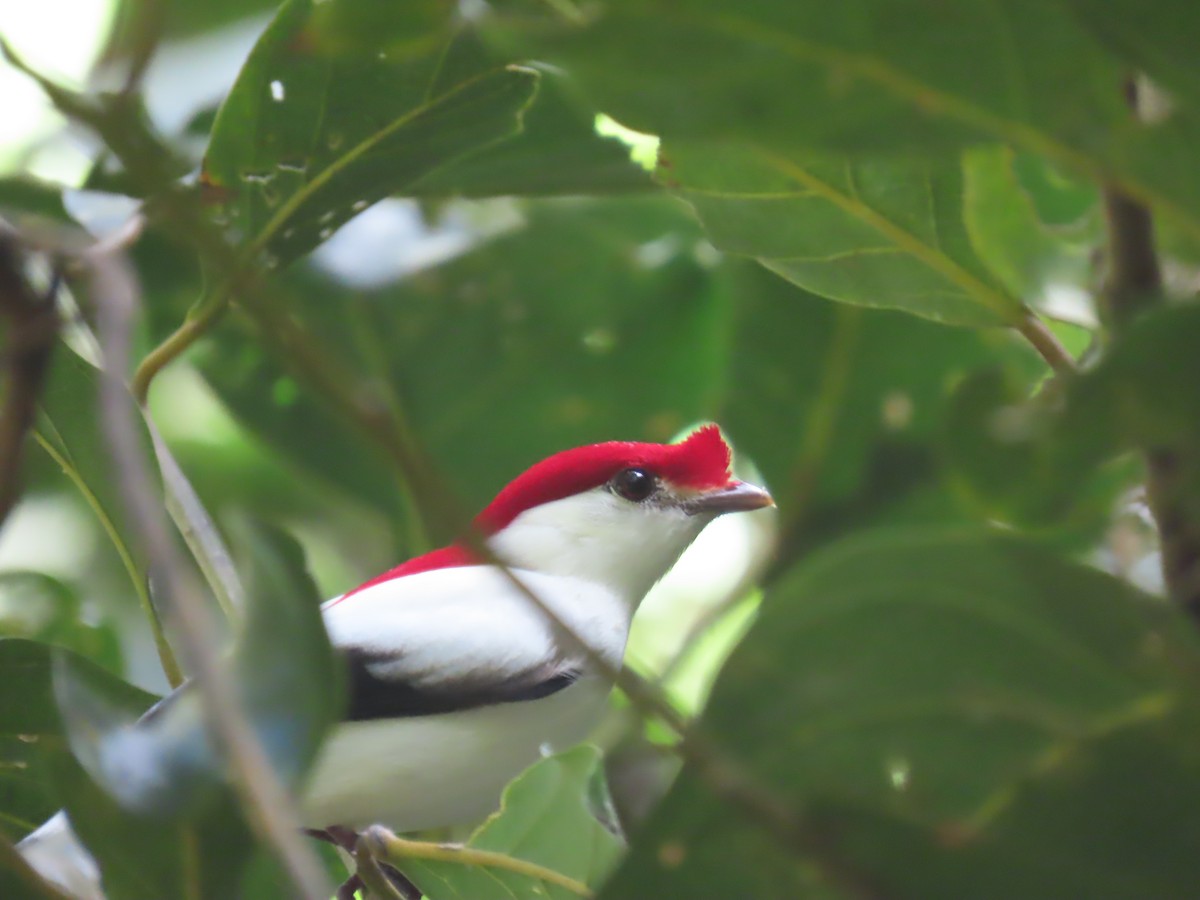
{"left": 0, "top": 0, "right": 1198, "bottom": 898}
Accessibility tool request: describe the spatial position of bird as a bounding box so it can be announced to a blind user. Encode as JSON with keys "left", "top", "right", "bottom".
{"left": 20, "top": 424, "right": 773, "bottom": 895}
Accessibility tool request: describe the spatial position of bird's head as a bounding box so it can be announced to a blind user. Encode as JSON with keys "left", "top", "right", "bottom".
{"left": 480, "top": 425, "right": 772, "bottom": 601}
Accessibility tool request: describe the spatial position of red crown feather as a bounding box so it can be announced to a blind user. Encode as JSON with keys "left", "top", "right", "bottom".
{"left": 337, "top": 425, "right": 734, "bottom": 598}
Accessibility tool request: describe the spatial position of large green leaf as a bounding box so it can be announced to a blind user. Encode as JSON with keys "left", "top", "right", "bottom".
{"left": 715, "top": 263, "right": 1040, "bottom": 570}
{"left": 962, "top": 146, "right": 1098, "bottom": 305}
{"left": 943, "top": 304, "right": 1200, "bottom": 530}
{"left": 602, "top": 531, "right": 1200, "bottom": 898}
{"left": 53, "top": 518, "right": 336, "bottom": 817}
{"left": 0, "top": 177, "right": 70, "bottom": 224}
{"left": 42, "top": 520, "right": 336, "bottom": 898}
{"left": 49, "top": 659, "right": 252, "bottom": 900}
{"left": 403, "top": 746, "right": 621, "bottom": 900}
{"left": 941, "top": 367, "right": 1132, "bottom": 533}
{"left": 0, "top": 639, "right": 155, "bottom": 846}
{"left": 0, "top": 572, "right": 122, "bottom": 674}
{"left": 203, "top": 0, "right": 539, "bottom": 265}
{"left": 663, "top": 143, "right": 1025, "bottom": 326}
{"left": 32, "top": 349, "right": 180, "bottom": 681}
{"left": 412, "top": 62, "right": 654, "bottom": 197}
{"left": 486, "top": 0, "right": 1200, "bottom": 242}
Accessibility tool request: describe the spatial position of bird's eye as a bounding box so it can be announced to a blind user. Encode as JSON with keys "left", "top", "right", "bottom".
{"left": 612, "top": 467, "right": 657, "bottom": 502}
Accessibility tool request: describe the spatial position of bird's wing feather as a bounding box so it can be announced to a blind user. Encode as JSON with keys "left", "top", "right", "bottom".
{"left": 321, "top": 566, "right": 626, "bottom": 722}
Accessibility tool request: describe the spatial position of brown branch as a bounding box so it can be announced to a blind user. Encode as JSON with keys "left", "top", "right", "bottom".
{"left": 1102, "top": 191, "right": 1162, "bottom": 330}
{"left": 81, "top": 244, "right": 332, "bottom": 900}
{"left": 1097, "top": 75, "right": 1200, "bottom": 618}
{"left": 0, "top": 232, "right": 59, "bottom": 528}
{"left": 1101, "top": 187, "right": 1200, "bottom": 618}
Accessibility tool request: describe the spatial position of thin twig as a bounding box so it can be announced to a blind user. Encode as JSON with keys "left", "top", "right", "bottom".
{"left": 81, "top": 243, "right": 332, "bottom": 900}
{"left": 0, "top": 233, "right": 60, "bottom": 528}
{"left": 365, "top": 828, "right": 592, "bottom": 897}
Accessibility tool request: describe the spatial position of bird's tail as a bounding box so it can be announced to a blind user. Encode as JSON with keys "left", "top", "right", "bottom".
{"left": 17, "top": 812, "right": 103, "bottom": 899}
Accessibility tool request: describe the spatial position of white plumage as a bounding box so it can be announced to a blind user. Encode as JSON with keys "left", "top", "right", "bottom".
{"left": 306, "top": 564, "right": 628, "bottom": 830}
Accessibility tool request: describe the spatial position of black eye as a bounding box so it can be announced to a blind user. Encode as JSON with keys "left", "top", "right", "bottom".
{"left": 612, "top": 467, "right": 657, "bottom": 502}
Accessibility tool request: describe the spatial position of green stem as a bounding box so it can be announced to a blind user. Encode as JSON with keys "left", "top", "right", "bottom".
{"left": 132, "top": 290, "right": 231, "bottom": 405}
{"left": 353, "top": 836, "right": 407, "bottom": 900}
{"left": 366, "top": 829, "right": 592, "bottom": 897}
{"left": 1015, "top": 311, "right": 1076, "bottom": 375}
{"left": 32, "top": 430, "right": 182, "bottom": 686}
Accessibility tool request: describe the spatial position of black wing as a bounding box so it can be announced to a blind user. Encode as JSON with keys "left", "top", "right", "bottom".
{"left": 341, "top": 645, "right": 583, "bottom": 722}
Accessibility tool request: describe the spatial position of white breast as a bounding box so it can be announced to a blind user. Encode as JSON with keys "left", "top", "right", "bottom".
{"left": 307, "top": 566, "right": 631, "bottom": 830}
{"left": 300, "top": 676, "right": 609, "bottom": 830}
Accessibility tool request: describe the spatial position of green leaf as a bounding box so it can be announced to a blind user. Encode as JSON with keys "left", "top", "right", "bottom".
{"left": 800, "top": 713, "right": 1200, "bottom": 898}
{"left": 0, "top": 177, "right": 70, "bottom": 224}
{"left": 0, "top": 639, "right": 155, "bottom": 845}
{"left": 36, "top": 347, "right": 180, "bottom": 683}
{"left": 1063, "top": 303, "right": 1200, "bottom": 526}
{"left": 403, "top": 746, "right": 622, "bottom": 900}
{"left": 486, "top": 0, "right": 1200, "bottom": 243}
{"left": 203, "top": 0, "right": 540, "bottom": 265}
{"left": 601, "top": 530, "right": 1200, "bottom": 898}
{"left": 51, "top": 518, "right": 336, "bottom": 817}
{"left": 40, "top": 522, "right": 336, "bottom": 898}
{"left": 715, "top": 263, "right": 1041, "bottom": 569}
{"left": 1065, "top": 304, "right": 1200, "bottom": 454}
{"left": 944, "top": 304, "right": 1200, "bottom": 531}
{"left": 35, "top": 350, "right": 144, "bottom": 589}
{"left": 962, "top": 145, "right": 1098, "bottom": 306}
{"left": 0, "top": 572, "right": 123, "bottom": 673}
{"left": 413, "top": 63, "right": 655, "bottom": 197}
{"left": 941, "top": 368, "right": 1136, "bottom": 533}
{"left": 662, "top": 143, "right": 1025, "bottom": 326}
{"left": 51, "top": 747, "right": 253, "bottom": 900}
{"left": 228, "top": 518, "right": 341, "bottom": 783}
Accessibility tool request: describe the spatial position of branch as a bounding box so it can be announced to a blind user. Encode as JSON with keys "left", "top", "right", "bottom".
{"left": 81, "top": 243, "right": 332, "bottom": 900}
{"left": 364, "top": 828, "right": 592, "bottom": 897}
{"left": 1102, "top": 190, "right": 1162, "bottom": 330}
{"left": 352, "top": 835, "right": 414, "bottom": 900}
{"left": 0, "top": 232, "right": 59, "bottom": 528}
{"left": 1015, "top": 311, "right": 1076, "bottom": 375}
{"left": 1101, "top": 186, "right": 1200, "bottom": 617}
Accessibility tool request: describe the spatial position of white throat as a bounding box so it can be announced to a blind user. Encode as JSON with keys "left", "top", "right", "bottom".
{"left": 487, "top": 487, "right": 711, "bottom": 604}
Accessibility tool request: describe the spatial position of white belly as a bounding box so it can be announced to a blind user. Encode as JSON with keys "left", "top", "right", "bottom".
{"left": 300, "top": 677, "right": 609, "bottom": 831}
